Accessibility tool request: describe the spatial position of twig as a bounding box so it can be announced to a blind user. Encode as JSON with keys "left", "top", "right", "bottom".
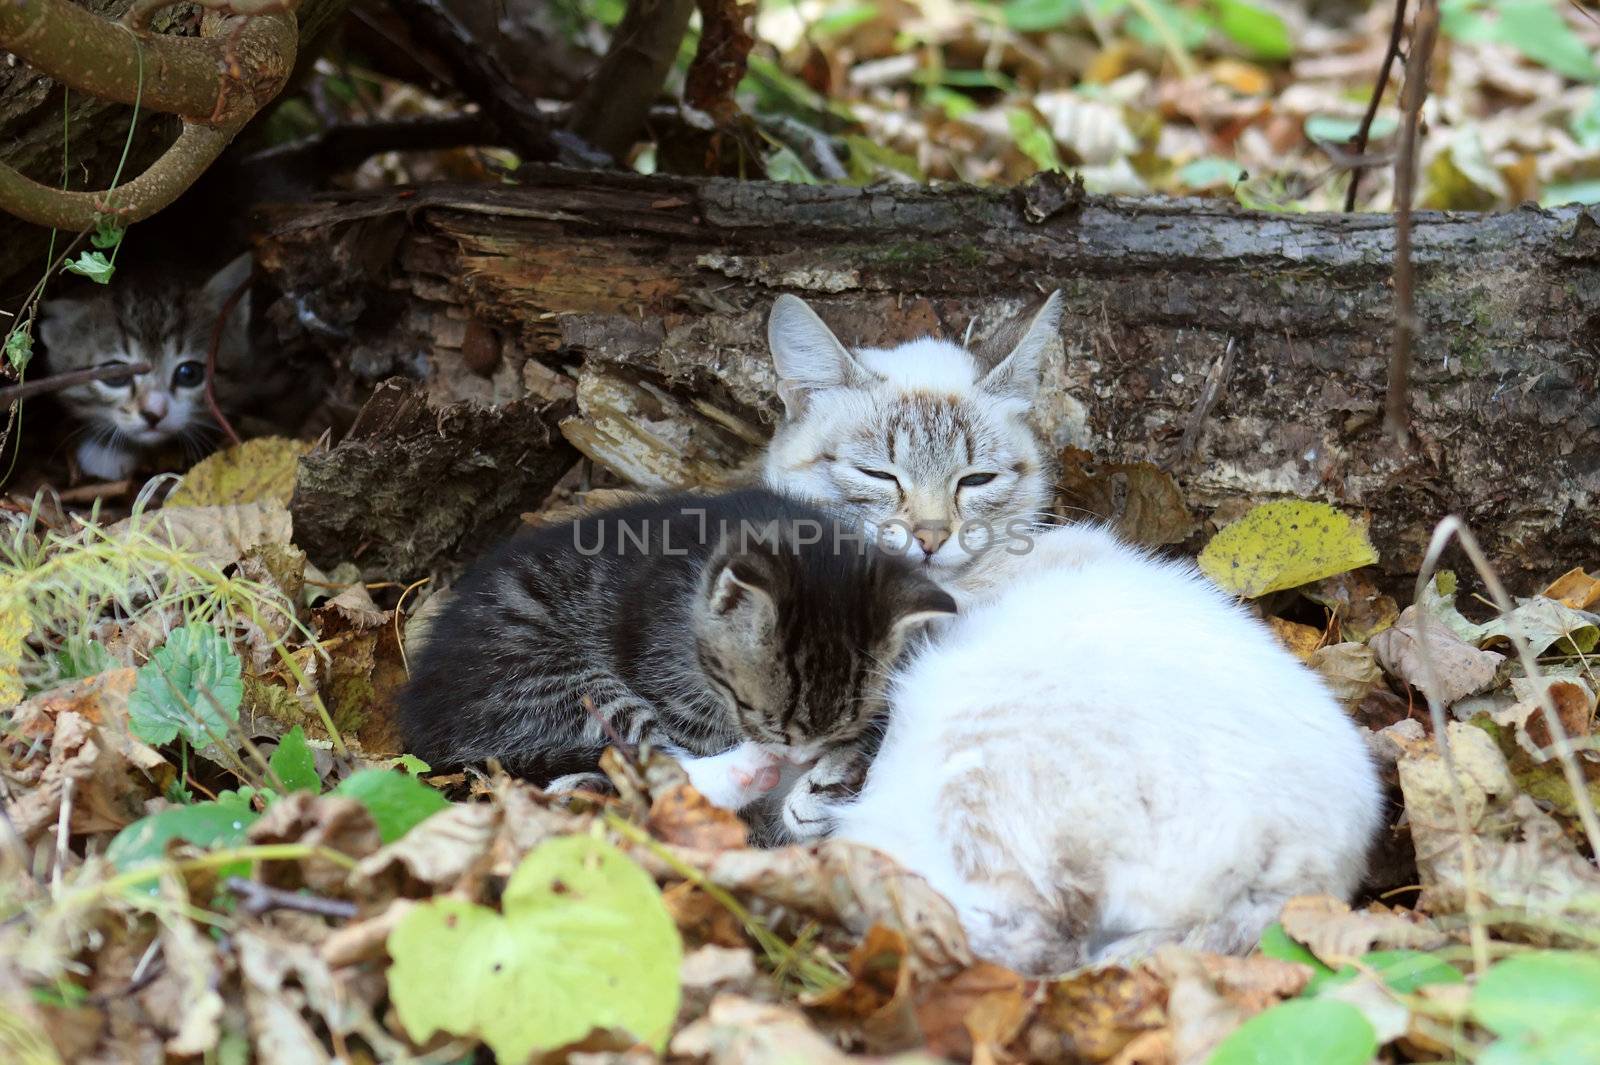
{"left": 204, "top": 266, "right": 253, "bottom": 447}
{"left": 1345, "top": 0, "right": 1411, "bottom": 212}
{"left": 1387, "top": 0, "right": 1439, "bottom": 444}
{"left": 57, "top": 479, "right": 133, "bottom": 503}
{"left": 0, "top": 361, "right": 152, "bottom": 405}
{"left": 565, "top": 0, "right": 698, "bottom": 161}
{"left": 1178, "top": 336, "right": 1237, "bottom": 463}
{"left": 51, "top": 777, "right": 74, "bottom": 895}
{"left": 581, "top": 693, "right": 639, "bottom": 766}
{"left": 224, "top": 876, "right": 359, "bottom": 920}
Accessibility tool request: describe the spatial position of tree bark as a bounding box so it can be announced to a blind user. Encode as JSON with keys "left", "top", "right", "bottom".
{"left": 254, "top": 168, "right": 1600, "bottom": 588}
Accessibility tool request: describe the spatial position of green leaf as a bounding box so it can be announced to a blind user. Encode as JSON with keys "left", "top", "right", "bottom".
{"left": 1177, "top": 157, "right": 1246, "bottom": 189}
{"left": 844, "top": 134, "right": 925, "bottom": 184}
{"left": 4, "top": 329, "right": 32, "bottom": 373}
{"left": 764, "top": 145, "right": 820, "bottom": 185}
{"left": 61, "top": 251, "right": 115, "bottom": 284}
{"left": 1490, "top": 0, "right": 1599, "bottom": 82}
{"left": 333, "top": 768, "right": 448, "bottom": 843}
{"left": 53, "top": 636, "right": 115, "bottom": 682}
{"left": 926, "top": 86, "right": 978, "bottom": 119}
{"left": 1304, "top": 114, "right": 1398, "bottom": 144}
{"left": 128, "top": 622, "right": 243, "bottom": 747}
{"left": 391, "top": 753, "right": 431, "bottom": 776}
{"left": 1001, "top": 0, "right": 1081, "bottom": 32}
{"left": 1211, "top": 0, "right": 1293, "bottom": 61}
{"left": 1197, "top": 501, "right": 1380, "bottom": 598}
{"left": 90, "top": 220, "right": 125, "bottom": 250}
{"left": 106, "top": 791, "right": 259, "bottom": 890}
{"left": 1542, "top": 179, "right": 1600, "bottom": 206}
{"left": 1207, "top": 999, "right": 1376, "bottom": 1065}
{"left": 1007, "top": 108, "right": 1065, "bottom": 172}
{"left": 269, "top": 725, "right": 319, "bottom": 793}
{"left": 387, "top": 836, "right": 682, "bottom": 1060}
{"left": 1571, "top": 90, "right": 1600, "bottom": 149}
{"left": 1129, "top": 0, "right": 1213, "bottom": 51}
{"left": 1345, "top": 950, "right": 1464, "bottom": 994}
{"left": 1471, "top": 951, "right": 1600, "bottom": 1041}
{"left": 1259, "top": 922, "right": 1339, "bottom": 995}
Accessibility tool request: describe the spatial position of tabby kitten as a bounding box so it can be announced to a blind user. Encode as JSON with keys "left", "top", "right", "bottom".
{"left": 39, "top": 253, "right": 253, "bottom": 481}
{"left": 762, "top": 293, "right": 1062, "bottom": 594}
{"left": 397, "top": 489, "right": 956, "bottom": 816}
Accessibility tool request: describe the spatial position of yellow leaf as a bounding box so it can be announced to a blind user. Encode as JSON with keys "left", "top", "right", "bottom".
{"left": 0, "top": 587, "right": 31, "bottom": 709}
{"left": 1198, "top": 501, "right": 1379, "bottom": 598}
{"left": 1543, "top": 567, "right": 1600, "bottom": 611}
{"left": 1265, "top": 616, "right": 1322, "bottom": 662}
{"left": 167, "top": 437, "right": 312, "bottom": 508}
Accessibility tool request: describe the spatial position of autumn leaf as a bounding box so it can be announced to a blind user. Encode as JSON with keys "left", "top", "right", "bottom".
{"left": 1198, "top": 502, "right": 1379, "bottom": 598}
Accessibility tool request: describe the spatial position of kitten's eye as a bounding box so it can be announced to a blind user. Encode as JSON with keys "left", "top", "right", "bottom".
{"left": 958, "top": 473, "right": 998, "bottom": 488}
{"left": 856, "top": 467, "right": 899, "bottom": 483}
{"left": 171, "top": 361, "right": 205, "bottom": 388}
{"left": 98, "top": 362, "right": 134, "bottom": 389}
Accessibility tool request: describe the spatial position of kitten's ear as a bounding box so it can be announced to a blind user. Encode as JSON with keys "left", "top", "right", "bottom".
{"left": 706, "top": 556, "right": 777, "bottom": 622}
{"left": 37, "top": 298, "right": 90, "bottom": 354}
{"left": 768, "top": 295, "right": 875, "bottom": 416}
{"left": 199, "top": 252, "right": 254, "bottom": 314}
{"left": 890, "top": 582, "right": 958, "bottom": 641}
{"left": 978, "top": 290, "right": 1062, "bottom": 403}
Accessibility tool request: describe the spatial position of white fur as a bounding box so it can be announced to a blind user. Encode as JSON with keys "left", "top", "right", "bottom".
{"left": 825, "top": 524, "right": 1384, "bottom": 975}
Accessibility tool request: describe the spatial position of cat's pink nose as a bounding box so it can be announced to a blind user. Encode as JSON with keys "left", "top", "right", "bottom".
{"left": 913, "top": 525, "right": 950, "bottom": 556}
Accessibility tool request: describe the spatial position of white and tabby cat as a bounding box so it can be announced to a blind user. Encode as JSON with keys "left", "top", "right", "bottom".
{"left": 39, "top": 254, "right": 253, "bottom": 481}
{"left": 762, "top": 293, "right": 1061, "bottom": 594}
{"left": 801, "top": 523, "right": 1383, "bottom": 974}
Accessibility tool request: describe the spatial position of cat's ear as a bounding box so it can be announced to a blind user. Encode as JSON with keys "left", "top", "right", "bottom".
{"left": 37, "top": 298, "right": 91, "bottom": 354}
{"left": 890, "top": 582, "right": 958, "bottom": 642}
{"left": 979, "top": 290, "right": 1062, "bottom": 403}
{"left": 705, "top": 556, "right": 778, "bottom": 628}
{"left": 198, "top": 252, "right": 254, "bottom": 316}
{"left": 768, "top": 295, "right": 876, "bottom": 415}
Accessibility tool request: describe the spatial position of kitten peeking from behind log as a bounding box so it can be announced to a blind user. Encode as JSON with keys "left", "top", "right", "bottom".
{"left": 396, "top": 489, "right": 956, "bottom": 832}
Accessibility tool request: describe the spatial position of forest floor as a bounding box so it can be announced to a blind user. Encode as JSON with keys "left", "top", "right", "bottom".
{"left": 3, "top": 436, "right": 1599, "bottom": 1065}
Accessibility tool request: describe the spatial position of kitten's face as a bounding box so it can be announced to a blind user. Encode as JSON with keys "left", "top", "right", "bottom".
{"left": 38, "top": 255, "right": 251, "bottom": 453}
{"left": 692, "top": 537, "right": 955, "bottom": 755}
{"left": 761, "top": 294, "right": 1061, "bottom": 573}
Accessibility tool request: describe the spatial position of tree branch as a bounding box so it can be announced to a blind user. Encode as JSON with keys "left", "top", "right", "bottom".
{"left": 1387, "top": 0, "right": 1440, "bottom": 444}
{"left": 0, "top": 362, "right": 153, "bottom": 406}
{"left": 0, "top": 1, "right": 296, "bottom": 123}
{"left": 566, "top": 0, "right": 698, "bottom": 161}
{"left": 1345, "top": 0, "right": 1410, "bottom": 212}
{"left": 0, "top": 122, "right": 237, "bottom": 229}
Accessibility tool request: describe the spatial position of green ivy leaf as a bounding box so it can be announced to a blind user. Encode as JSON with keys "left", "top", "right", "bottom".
{"left": 1211, "top": 0, "right": 1293, "bottom": 60}
{"left": 387, "top": 836, "right": 682, "bottom": 1060}
{"left": 333, "top": 768, "right": 448, "bottom": 843}
{"left": 106, "top": 790, "right": 259, "bottom": 892}
{"left": 3, "top": 329, "right": 32, "bottom": 373}
{"left": 127, "top": 622, "right": 243, "bottom": 748}
{"left": 1472, "top": 951, "right": 1600, "bottom": 1042}
{"left": 52, "top": 636, "right": 116, "bottom": 683}
{"left": 61, "top": 251, "right": 116, "bottom": 285}
{"left": 269, "top": 725, "right": 320, "bottom": 793}
{"left": 1007, "top": 108, "right": 1065, "bottom": 172}
{"left": 90, "top": 220, "right": 125, "bottom": 251}
{"left": 1258, "top": 922, "right": 1340, "bottom": 995}
{"left": 1341, "top": 950, "right": 1464, "bottom": 994}
{"left": 1207, "top": 999, "right": 1376, "bottom": 1065}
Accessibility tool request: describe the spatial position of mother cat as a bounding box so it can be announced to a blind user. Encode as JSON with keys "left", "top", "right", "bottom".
{"left": 760, "top": 294, "right": 1383, "bottom": 974}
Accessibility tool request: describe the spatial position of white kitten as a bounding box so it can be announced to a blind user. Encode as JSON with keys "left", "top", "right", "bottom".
{"left": 807, "top": 523, "right": 1383, "bottom": 975}
{"left": 762, "top": 294, "right": 1061, "bottom": 590}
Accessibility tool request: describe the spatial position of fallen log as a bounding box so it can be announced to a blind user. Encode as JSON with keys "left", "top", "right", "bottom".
{"left": 256, "top": 168, "right": 1600, "bottom": 586}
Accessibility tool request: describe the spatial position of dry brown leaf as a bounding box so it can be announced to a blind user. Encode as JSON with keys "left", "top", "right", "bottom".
{"left": 1370, "top": 604, "right": 1505, "bottom": 706}
{"left": 348, "top": 800, "right": 498, "bottom": 897}
{"left": 649, "top": 783, "right": 749, "bottom": 851}
{"left": 109, "top": 502, "right": 293, "bottom": 571}
{"left": 808, "top": 925, "right": 920, "bottom": 1052}
{"left": 1305, "top": 571, "right": 1398, "bottom": 642}
{"left": 1056, "top": 449, "right": 1197, "bottom": 547}
{"left": 1543, "top": 566, "right": 1600, "bottom": 610}
{"left": 1023, "top": 964, "right": 1166, "bottom": 1063}
{"left": 671, "top": 994, "right": 942, "bottom": 1065}
{"left": 1265, "top": 616, "right": 1322, "bottom": 662}
{"left": 1307, "top": 642, "right": 1383, "bottom": 707}
{"left": 917, "top": 962, "right": 1028, "bottom": 1063}
{"left": 2, "top": 690, "right": 158, "bottom": 841}
{"left": 320, "top": 899, "right": 416, "bottom": 968}
{"left": 1492, "top": 676, "right": 1596, "bottom": 758}
{"left": 248, "top": 792, "right": 381, "bottom": 894}
{"left": 1278, "top": 896, "right": 1448, "bottom": 966}
{"left": 662, "top": 882, "right": 749, "bottom": 950}
{"left": 236, "top": 932, "right": 333, "bottom": 1065}
{"left": 139, "top": 883, "right": 224, "bottom": 1057}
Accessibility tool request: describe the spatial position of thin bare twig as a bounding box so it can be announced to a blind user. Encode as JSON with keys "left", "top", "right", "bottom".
{"left": 1387, "top": 0, "right": 1439, "bottom": 444}
{"left": 224, "top": 876, "right": 359, "bottom": 920}
{"left": 1345, "top": 0, "right": 1411, "bottom": 212}
{"left": 1178, "top": 336, "right": 1237, "bottom": 463}
{"left": 204, "top": 267, "right": 253, "bottom": 447}
{"left": 0, "top": 361, "right": 153, "bottom": 405}
{"left": 565, "top": 0, "right": 698, "bottom": 161}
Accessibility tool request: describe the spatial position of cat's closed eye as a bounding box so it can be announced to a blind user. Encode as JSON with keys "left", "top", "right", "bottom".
{"left": 958, "top": 473, "right": 998, "bottom": 488}
{"left": 856, "top": 467, "right": 899, "bottom": 483}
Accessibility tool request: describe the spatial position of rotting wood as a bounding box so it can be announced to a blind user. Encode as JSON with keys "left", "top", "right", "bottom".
{"left": 256, "top": 167, "right": 1600, "bottom": 586}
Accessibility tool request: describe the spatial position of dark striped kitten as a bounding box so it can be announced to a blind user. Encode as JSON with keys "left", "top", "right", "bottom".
{"left": 39, "top": 254, "right": 253, "bottom": 481}
{"left": 398, "top": 488, "right": 956, "bottom": 827}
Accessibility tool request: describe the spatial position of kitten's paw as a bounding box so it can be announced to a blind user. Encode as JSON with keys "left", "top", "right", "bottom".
{"left": 680, "top": 743, "right": 783, "bottom": 810}
{"left": 75, "top": 438, "right": 136, "bottom": 481}
{"left": 781, "top": 782, "right": 839, "bottom": 841}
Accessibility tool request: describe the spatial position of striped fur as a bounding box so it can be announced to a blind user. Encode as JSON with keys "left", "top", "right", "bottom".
{"left": 38, "top": 254, "right": 253, "bottom": 480}
{"left": 397, "top": 489, "right": 955, "bottom": 805}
